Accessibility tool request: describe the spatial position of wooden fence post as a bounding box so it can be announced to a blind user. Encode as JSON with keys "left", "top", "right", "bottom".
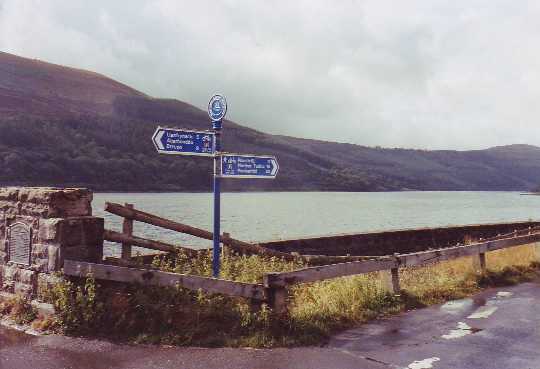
{"left": 222, "top": 232, "right": 231, "bottom": 256}
{"left": 479, "top": 252, "right": 486, "bottom": 273}
{"left": 389, "top": 253, "right": 401, "bottom": 294}
{"left": 249, "top": 299, "right": 263, "bottom": 314}
{"left": 473, "top": 252, "right": 487, "bottom": 273}
{"left": 121, "top": 203, "right": 134, "bottom": 260}
{"left": 381, "top": 254, "right": 401, "bottom": 294}
{"left": 267, "top": 287, "right": 288, "bottom": 314}
{"left": 390, "top": 267, "right": 400, "bottom": 294}
{"left": 263, "top": 273, "right": 288, "bottom": 314}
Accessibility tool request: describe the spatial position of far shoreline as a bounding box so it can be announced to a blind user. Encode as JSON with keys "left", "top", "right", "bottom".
{"left": 92, "top": 189, "right": 532, "bottom": 194}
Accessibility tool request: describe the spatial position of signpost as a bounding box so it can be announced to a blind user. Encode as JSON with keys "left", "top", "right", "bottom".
{"left": 152, "top": 94, "right": 279, "bottom": 277}
{"left": 221, "top": 154, "right": 279, "bottom": 179}
{"left": 152, "top": 127, "right": 215, "bottom": 156}
{"left": 209, "top": 95, "right": 227, "bottom": 278}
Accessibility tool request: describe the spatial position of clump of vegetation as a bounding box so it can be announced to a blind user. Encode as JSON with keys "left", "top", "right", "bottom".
{"left": 7, "top": 244, "right": 540, "bottom": 347}
{"left": 45, "top": 276, "right": 286, "bottom": 346}
{"left": 152, "top": 248, "right": 306, "bottom": 283}
{"left": 289, "top": 273, "right": 401, "bottom": 340}
{"left": 0, "top": 296, "right": 37, "bottom": 325}
{"left": 37, "top": 250, "right": 306, "bottom": 346}
{"left": 50, "top": 277, "right": 105, "bottom": 335}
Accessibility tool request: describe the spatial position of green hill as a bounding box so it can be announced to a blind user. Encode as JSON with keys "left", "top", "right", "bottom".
{"left": 2, "top": 51, "right": 540, "bottom": 192}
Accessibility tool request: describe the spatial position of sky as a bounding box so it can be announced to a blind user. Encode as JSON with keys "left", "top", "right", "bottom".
{"left": 1, "top": 0, "right": 540, "bottom": 150}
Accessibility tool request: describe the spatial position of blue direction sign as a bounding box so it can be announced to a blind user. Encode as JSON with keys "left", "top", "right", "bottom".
{"left": 152, "top": 127, "right": 215, "bottom": 156}
{"left": 220, "top": 154, "right": 279, "bottom": 179}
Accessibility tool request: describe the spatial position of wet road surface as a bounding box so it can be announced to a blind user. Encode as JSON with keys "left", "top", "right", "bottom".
{"left": 330, "top": 281, "right": 540, "bottom": 369}
{"left": 0, "top": 329, "right": 381, "bottom": 369}
{"left": 1, "top": 281, "right": 540, "bottom": 369}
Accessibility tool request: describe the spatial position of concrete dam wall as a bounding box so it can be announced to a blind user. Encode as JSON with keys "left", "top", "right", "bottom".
{"left": 259, "top": 221, "right": 540, "bottom": 256}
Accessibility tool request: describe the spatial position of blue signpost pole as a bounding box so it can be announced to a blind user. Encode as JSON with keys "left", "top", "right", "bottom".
{"left": 152, "top": 94, "right": 278, "bottom": 278}
{"left": 207, "top": 94, "right": 227, "bottom": 278}
{"left": 212, "top": 119, "right": 222, "bottom": 278}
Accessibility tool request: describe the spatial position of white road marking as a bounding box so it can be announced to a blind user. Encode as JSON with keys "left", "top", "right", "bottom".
{"left": 442, "top": 322, "right": 473, "bottom": 339}
{"left": 407, "top": 357, "right": 440, "bottom": 369}
{"left": 467, "top": 306, "right": 498, "bottom": 319}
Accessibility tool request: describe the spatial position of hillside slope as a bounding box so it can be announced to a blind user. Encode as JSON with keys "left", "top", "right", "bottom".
{"left": 1, "top": 51, "right": 540, "bottom": 192}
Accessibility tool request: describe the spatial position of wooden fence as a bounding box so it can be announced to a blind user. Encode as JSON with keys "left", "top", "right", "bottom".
{"left": 103, "top": 202, "right": 372, "bottom": 265}
{"left": 64, "top": 259, "right": 266, "bottom": 301}
{"left": 69, "top": 201, "right": 540, "bottom": 314}
{"left": 105, "top": 202, "right": 298, "bottom": 261}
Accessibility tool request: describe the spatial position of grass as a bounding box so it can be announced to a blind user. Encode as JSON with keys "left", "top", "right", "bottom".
{"left": 288, "top": 244, "right": 540, "bottom": 343}
{"left": 8, "top": 243, "right": 540, "bottom": 347}
{"left": 400, "top": 243, "right": 540, "bottom": 303}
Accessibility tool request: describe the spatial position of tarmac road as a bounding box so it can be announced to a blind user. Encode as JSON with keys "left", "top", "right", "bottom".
{"left": 329, "top": 281, "right": 540, "bottom": 369}
{"left": 1, "top": 281, "right": 540, "bottom": 369}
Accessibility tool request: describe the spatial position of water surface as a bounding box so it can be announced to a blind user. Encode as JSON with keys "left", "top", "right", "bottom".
{"left": 93, "top": 192, "right": 540, "bottom": 256}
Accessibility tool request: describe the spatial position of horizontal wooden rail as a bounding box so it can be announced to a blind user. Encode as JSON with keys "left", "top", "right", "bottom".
{"left": 64, "top": 260, "right": 266, "bottom": 301}
{"left": 398, "top": 232, "right": 540, "bottom": 267}
{"left": 105, "top": 202, "right": 297, "bottom": 261}
{"left": 264, "top": 232, "right": 540, "bottom": 288}
{"left": 479, "top": 225, "right": 540, "bottom": 243}
{"left": 302, "top": 255, "right": 381, "bottom": 264}
{"left": 264, "top": 258, "right": 396, "bottom": 287}
{"left": 104, "top": 229, "right": 201, "bottom": 257}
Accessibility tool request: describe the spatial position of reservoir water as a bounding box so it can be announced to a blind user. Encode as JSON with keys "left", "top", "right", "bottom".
{"left": 93, "top": 192, "right": 540, "bottom": 257}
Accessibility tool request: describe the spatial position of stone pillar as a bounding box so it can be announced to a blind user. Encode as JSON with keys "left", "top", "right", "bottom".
{"left": 0, "top": 187, "right": 103, "bottom": 299}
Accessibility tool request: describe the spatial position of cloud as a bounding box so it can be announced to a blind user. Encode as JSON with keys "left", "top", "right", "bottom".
{"left": 1, "top": 0, "right": 539, "bottom": 149}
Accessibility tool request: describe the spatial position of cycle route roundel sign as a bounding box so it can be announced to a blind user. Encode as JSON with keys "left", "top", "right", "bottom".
{"left": 208, "top": 94, "right": 227, "bottom": 122}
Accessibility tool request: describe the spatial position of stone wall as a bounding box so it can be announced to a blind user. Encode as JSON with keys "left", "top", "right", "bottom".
{"left": 0, "top": 187, "right": 103, "bottom": 299}
{"left": 260, "top": 221, "right": 540, "bottom": 256}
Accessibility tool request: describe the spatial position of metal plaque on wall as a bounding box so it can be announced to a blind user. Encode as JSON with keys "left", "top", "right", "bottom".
{"left": 8, "top": 223, "right": 32, "bottom": 265}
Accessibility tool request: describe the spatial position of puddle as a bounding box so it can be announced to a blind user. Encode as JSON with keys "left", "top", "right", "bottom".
{"left": 467, "top": 306, "right": 498, "bottom": 319}
{"left": 440, "top": 299, "right": 473, "bottom": 314}
{"left": 407, "top": 357, "right": 440, "bottom": 369}
{"left": 441, "top": 322, "right": 481, "bottom": 339}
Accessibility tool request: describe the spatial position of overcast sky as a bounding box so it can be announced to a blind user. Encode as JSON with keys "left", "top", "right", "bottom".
{"left": 1, "top": 1, "right": 540, "bottom": 150}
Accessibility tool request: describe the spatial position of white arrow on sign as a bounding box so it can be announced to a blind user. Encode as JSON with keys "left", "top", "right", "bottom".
{"left": 153, "top": 130, "right": 166, "bottom": 150}
{"left": 270, "top": 158, "right": 279, "bottom": 176}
